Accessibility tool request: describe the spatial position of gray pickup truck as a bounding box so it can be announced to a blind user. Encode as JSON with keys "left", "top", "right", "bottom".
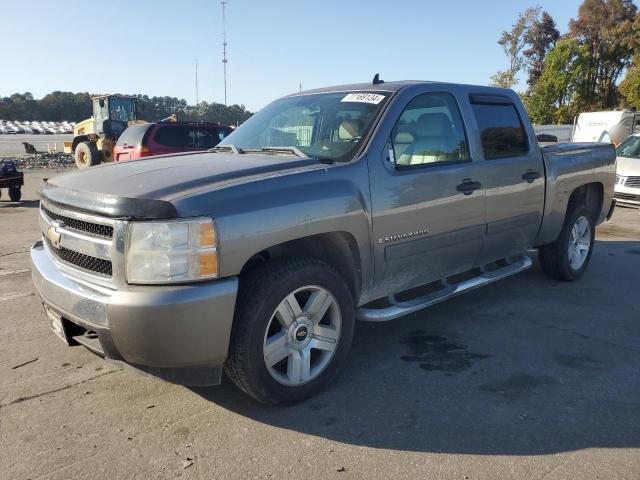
{"left": 31, "top": 80, "right": 616, "bottom": 404}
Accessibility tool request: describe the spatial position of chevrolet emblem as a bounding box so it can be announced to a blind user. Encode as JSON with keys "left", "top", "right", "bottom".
{"left": 47, "top": 220, "right": 64, "bottom": 248}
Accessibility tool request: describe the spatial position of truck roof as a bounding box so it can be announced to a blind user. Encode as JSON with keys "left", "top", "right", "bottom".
{"left": 289, "top": 80, "right": 513, "bottom": 97}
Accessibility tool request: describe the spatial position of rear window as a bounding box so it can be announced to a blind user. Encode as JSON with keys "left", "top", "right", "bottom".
{"left": 153, "top": 125, "right": 198, "bottom": 148}
{"left": 197, "top": 126, "right": 232, "bottom": 149}
{"left": 471, "top": 103, "right": 527, "bottom": 159}
{"left": 116, "top": 124, "right": 152, "bottom": 146}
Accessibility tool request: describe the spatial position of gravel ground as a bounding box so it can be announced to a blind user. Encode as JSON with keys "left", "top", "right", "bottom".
{"left": 0, "top": 134, "right": 75, "bottom": 169}
{"left": 1, "top": 170, "right": 639, "bottom": 479}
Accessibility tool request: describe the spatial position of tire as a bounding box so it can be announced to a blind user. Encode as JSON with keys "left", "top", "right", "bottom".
{"left": 538, "top": 205, "right": 595, "bottom": 281}
{"left": 8, "top": 186, "right": 21, "bottom": 202}
{"left": 225, "top": 257, "right": 355, "bottom": 404}
{"left": 74, "top": 141, "right": 100, "bottom": 169}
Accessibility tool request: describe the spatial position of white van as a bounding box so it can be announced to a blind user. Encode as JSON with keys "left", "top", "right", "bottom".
{"left": 572, "top": 110, "right": 640, "bottom": 143}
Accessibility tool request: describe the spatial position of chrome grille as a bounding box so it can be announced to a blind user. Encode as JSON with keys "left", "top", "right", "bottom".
{"left": 44, "top": 238, "right": 113, "bottom": 276}
{"left": 39, "top": 201, "right": 127, "bottom": 288}
{"left": 625, "top": 176, "right": 640, "bottom": 188}
{"left": 41, "top": 205, "right": 114, "bottom": 238}
{"left": 615, "top": 174, "right": 625, "bottom": 186}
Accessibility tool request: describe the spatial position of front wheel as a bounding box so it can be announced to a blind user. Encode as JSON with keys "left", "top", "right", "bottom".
{"left": 225, "top": 257, "right": 355, "bottom": 404}
{"left": 538, "top": 205, "right": 595, "bottom": 281}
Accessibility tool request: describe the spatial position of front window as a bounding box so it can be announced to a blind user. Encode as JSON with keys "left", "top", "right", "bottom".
{"left": 219, "top": 91, "right": 389, "bottom": 162}
{"left": 616, "top": 135, "right": 640, "bottom": 159}
{"left": 392, "top": 93, "right": 469, "bottom": 167}
{"left": 109, "top": 98, "right": 137, "bottom": 122}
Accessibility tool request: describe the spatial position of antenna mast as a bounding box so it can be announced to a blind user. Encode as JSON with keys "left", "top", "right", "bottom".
{"left": 221, "top": 1, "right": 228, "bottom": 105}
{"left": 195, "top": 59, "right": 199, "bottom": 107}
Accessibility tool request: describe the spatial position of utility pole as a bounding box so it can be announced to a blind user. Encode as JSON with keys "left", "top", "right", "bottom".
{"left": 195, "top": 59, "right": 199, "bottom": 108}
{"left": 221, "top": 1, "right": 228, "bottom": 106}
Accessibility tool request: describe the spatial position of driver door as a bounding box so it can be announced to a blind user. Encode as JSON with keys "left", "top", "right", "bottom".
{"left": 369, "top": 90, "right": 486, "bottom": 294}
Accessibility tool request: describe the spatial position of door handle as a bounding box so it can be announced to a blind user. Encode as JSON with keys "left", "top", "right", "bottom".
{"left": 522, "top": 170, "right": 541, "bottom": 183}
{"left": 456, "top": 179, "right": 482, "bottom": 195}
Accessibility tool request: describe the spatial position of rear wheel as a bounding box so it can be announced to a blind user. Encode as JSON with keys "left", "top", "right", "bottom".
{"left": 538, "top": 205, "right": 595, "bottom": 281}
{"left": 225, "top": 257, "right": 355, "bottom": 404}
{"left": 8, "top": 186, "right": 21, "bottom": 202}
{"left": 74, "top": 141, "right": 100, "bottom": 169}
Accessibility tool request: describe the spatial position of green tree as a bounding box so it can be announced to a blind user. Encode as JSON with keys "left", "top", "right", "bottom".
{"left": 0, "top": 91, "right": 253, "bottom": 125}
{"left": 568, "top": 0, "right": 638, "bottom": 108}
{"left": 523, "top": 11, "right": 560, "bottom": 88}
{"left": 490, "top": 7, "right": 539, "bottom": 88}
{"left": 620, "top": 53, "right": 640, "bottom": 109}
{"left": 524, "top": 39, "right": 589, "bottom": 124}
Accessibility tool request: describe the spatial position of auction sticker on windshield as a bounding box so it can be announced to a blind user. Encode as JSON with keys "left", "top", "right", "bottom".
{"left": 341, "top": 93, "right": 386, "bottom": 104}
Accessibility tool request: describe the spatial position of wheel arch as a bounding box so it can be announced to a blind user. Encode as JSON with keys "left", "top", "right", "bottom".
{"left": 567, "top": 182, "right": 604, "bottom": 223}
{"left": 535, "top": 181, "right": 605, "bottom": 247}
{"left": 239, "top": 231, "right": 363, "bottom": 302}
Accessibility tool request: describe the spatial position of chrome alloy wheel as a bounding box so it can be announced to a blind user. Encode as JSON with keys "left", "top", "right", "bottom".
{"left": 568, "top": 215, "right": 591, "bottom": 270}
{"left": 263, "top": 285, "right": 342, "bottom": 386}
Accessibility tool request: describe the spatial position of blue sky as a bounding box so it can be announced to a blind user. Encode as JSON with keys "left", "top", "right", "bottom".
{"left": 0, "top": 0, "right": 618, "bottom": 111}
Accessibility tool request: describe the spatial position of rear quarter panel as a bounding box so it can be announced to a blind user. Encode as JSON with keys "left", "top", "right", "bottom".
{"left": 535, "top": 142, "right": 616, "bottom": 246}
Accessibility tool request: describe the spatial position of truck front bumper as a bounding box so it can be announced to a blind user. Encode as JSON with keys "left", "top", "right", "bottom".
{"left": 30, "top": 240, "right": 238, "bottom": 386}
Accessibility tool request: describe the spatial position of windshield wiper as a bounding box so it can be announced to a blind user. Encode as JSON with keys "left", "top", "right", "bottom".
{"left": 259, "top": 146, "right": 307, "bottom": 158}
{"left": 210, "top": 144, "right": 244, "bottom": 154}
{"left": 259, "top": 146, "right": 335, "bottom": 164}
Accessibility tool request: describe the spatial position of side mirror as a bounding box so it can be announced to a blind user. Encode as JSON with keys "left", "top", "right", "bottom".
{"left": 536, "top": 133, "right": 558, "bottom": 143}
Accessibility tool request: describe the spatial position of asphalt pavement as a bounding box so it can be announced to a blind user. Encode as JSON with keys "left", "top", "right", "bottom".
{"left": 1, "top": 170, "right": 639, "bottom": 479}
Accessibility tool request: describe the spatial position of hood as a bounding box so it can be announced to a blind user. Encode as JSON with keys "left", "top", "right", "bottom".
{"left": 617, "top": 155, "right": 640, "bottom": 176}
{"left": 40, "top": 151, "right": 322, "bottom": 219}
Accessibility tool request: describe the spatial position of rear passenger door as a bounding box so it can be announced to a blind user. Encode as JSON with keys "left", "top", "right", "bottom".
{"left": 469, "top": 95, "right": 545, "bottom": 264}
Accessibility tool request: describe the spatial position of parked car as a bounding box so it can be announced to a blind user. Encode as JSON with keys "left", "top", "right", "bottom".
{"left": 113, "top": 122, "right": 233, "bottom": 161}
{"left": 31, "top": 79, "right": 615, "bottom": 404}
{"left": 614, "top": 133, "right": 640, "bottom": 207}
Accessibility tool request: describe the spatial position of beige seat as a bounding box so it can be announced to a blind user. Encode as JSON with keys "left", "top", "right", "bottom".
{"left": 338, "top": 119, "right": 363, "bottom": 141}
{"left": 397, "top": 113, "right": 456, "bottom": 166}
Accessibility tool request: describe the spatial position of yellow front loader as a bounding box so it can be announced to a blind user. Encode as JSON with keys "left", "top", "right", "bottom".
{"left": 63, "top": 95, "right": 144, "bottom": 169}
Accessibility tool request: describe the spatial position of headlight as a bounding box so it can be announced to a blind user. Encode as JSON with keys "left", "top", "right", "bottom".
{"left": 126, "top": 218, "right": 218, "bottom": 284}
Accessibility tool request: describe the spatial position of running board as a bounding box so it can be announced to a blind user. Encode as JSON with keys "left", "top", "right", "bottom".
{"left": 356, "top": 255, "right": 532, "bottom": 322}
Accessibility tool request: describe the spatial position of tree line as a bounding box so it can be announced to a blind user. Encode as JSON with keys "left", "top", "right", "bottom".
{"left": 0, "top": 91, "right": 254, "bottom": 126}
{"left": 491, "top": 0, "right": 639, "bottom": 124}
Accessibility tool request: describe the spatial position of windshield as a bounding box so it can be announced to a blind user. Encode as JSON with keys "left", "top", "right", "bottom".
{"left": 616, "top": 135, "right": 640, "bottom": 159}
{"left": 219, "top": 91, "right": 389, "bottom": 162}
{"left": 109, "top": 98, "right": 137, "bottom": 122}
